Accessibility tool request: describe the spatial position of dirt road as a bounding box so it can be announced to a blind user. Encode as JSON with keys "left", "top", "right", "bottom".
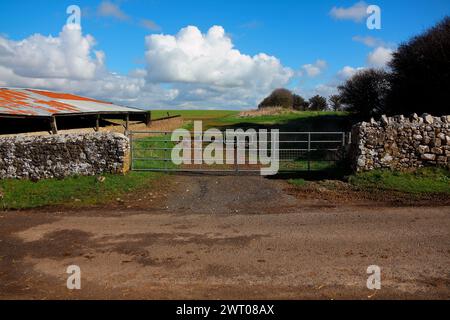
{"left": 1, "top": 175, "right": 449, "bottom": 299}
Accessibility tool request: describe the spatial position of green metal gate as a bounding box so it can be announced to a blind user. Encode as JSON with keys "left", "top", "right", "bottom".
{"left": 129, "top": 131, "right": 350, "bottom": 173}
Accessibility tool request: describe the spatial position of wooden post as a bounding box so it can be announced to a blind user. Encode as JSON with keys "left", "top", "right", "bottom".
{"left": 125, "top": 114, "right": 130, "bottom": 133}
{"left": 145, "top": 111, "right": 152, "bottom": 127}
{"left": 94, "top": 114, "right": 100, "bottom": 132}
{"left": 50, "top": 116, "right": 58, "bottom": 135}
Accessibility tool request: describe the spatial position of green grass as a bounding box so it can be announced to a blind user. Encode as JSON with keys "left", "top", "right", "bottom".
{"left": 132, "top": 134, "right": 178, "bottom": 170}
{"left": 349, "top": 168, "right": 450, "bottom": 194}
{"left": 151, "top": 110, "right": 239, "bottom": 121}
{"left": 212, "top": 110, "right": 348, "bottom": 126}
{"left": 280, "top": 160, "right": 338, "bottom": 171}
{"left": 151, "top": 109, "right": 348, "bottom": 128}
{"left": 288, "top": 178, "right": 307, "bottom": 187}
{"left": 0, "top": 172, "right": 161, "bottom": 210}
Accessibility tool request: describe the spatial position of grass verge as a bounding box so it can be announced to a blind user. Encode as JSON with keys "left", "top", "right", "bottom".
{"left": 348, "top": 168, "right": 450, "bottom": 194}
{"left": 0, "top": 172, "right": 161, "bottom": 210}
{"left": 288, "top": 167, "right": 450, "bottom": 195}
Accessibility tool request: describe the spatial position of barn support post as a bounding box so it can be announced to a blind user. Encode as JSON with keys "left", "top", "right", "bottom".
{"left": 125, "top": 114, "right": 130, "bottom": 133}
{"left": 94, "top": 114, "right": 100, "bottom": 132}
{"left": 50, "top": 116, "right": 58, "bottom": 135}
{"left": 145, "top": 111, "right": 152, "bottom": 127}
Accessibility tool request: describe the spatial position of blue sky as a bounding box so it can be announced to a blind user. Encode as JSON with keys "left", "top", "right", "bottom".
{"left": 0, "top": 0, "right": 449, "bottom": 109}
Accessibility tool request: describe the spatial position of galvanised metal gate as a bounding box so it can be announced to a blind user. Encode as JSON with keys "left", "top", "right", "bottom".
{"left": 129, "top": 130, "right": 350, "bottom": 173}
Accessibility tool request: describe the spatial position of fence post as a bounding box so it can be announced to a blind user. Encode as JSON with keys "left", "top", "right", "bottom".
{"left": 129, "top": 132, "right": 134, "bottom": 171}
{"left": 235, "top": 139, "right": 239, "bottom": 174}
{"left": 307, "top": 132, "right": 311, "bottom": 171}
{"left": 164, "top": 132, "right": 168, "bottom": 172}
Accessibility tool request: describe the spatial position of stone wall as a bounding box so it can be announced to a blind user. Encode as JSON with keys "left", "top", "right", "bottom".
{"left": 352, "top": 114, "right": 450, "bottom": 171}
{"left": 0, "top": 133, "right": 130, "bottom": 180}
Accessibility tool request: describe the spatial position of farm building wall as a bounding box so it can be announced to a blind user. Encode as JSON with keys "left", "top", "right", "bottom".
{"left": 0, "top": 133, "right": 129, "bottom": 180}
{"left": 352, "top": 114, "right": 450, "bottom": 172}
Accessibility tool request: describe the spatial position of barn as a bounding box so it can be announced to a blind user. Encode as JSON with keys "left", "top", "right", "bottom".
{"left": 0, "top": 87, "right": 151, "bottom": 134}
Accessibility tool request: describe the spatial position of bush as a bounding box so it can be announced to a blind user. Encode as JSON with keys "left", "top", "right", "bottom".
{"left": 329, "top": 95, "right": 343, "bottom": 111}
{"left": 308, "top": 95, "right": 328, "bottom": 111}
{"left": 258, "top": 88, "right": 308, "bottom": 110}
{"left": 338, "top": 69, "right": 390, "bottom": 118}
{"left": 258, "top": 88, "right": 294, "bottom": 109}
{"left": 388, "top": 16, "right": 450, "bottom": 115}
{"left": 293, "top": 94, "right": 308, "bottom": 110}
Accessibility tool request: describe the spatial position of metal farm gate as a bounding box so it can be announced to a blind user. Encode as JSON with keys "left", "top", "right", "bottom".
{"left": 128, "top": 130, "right": 351, "bottom": 173}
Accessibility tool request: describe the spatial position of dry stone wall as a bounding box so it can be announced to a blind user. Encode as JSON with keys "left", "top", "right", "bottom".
{"left": 352, "top": 114, "right": 450, "bottom": 171}
{"left": 0, "top": 133, "right": 129, "bottom": 180}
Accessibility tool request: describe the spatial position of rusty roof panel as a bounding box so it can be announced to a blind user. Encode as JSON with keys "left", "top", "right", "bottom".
{"left": 0, "top": 88, "right": 145, "bottom": 117}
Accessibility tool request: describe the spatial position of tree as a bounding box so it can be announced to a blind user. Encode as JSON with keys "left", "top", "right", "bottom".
{"left": 308, "top": 95, "right": 327, "bottom": 111}
{"left": 258, "top": 88, "right": 294, "bottom": 109}
{"left": 329, "top": 95, "right": 343, "bottom": 111}
{"left": 388, "top": 16, "right": 450, "bottom": 115}
{"left": 338, "top": 69, "right": 390, "bottom": 118}
{"left": 292, "top": 94, "right": 308, "bottom": 110}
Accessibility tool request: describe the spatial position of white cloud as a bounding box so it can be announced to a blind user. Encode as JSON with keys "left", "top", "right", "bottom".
{"left": 0, "top": 25, "right": 103, "bottom": 80}
{"left": 144, "top": 25, "right": 294, "bottom": 107}
{"left": 367, "top": 46, "right": 393, "bottom": 67}
{"left": 145, "top": 26, "right": 293, "bottom": 88}
{"left": 97, "top": 1, "right": 129, "bottom": 21}
{"left": 330, "top": 1, "right": 368, "bottom": 22}
{"left": 0, "top": 26, "right": 176, "bottom": 107}
{"left": 0, "top": 25, "right": 293, "bottom": 109}
{"left": 337, "top": 66, "right": 366, "bottom": 80}
{"left": 300, "top": 59, "right": 327, "bottom": 77}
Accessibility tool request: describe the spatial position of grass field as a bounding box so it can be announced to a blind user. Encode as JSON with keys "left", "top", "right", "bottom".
{"left": 0, "top": 172, "right": 160, "bottom": 210}
{"left": 151, "top": 109, "right": 239, "bottom": 121}
{"left": 151, "top": 109, "right": 349, "bottom": 128}
{"left": 213, "top": 110, "right": 348, "bottom": 126}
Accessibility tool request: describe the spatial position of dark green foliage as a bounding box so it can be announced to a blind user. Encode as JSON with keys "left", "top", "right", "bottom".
{"left": 258, "top": 88, "right": 309, "bottom": 110}
{"left": 388, "top": 16, "right": 450, "bottom": 115}
{"left": 329, "top": 95, "right": 343, "bottom": 111}
{"left": 258, "top": 88, "right": 294, "bottom": 109}
{"left": 293, "top": 94, "right": 309, "bottom": 110}
{"left": 338, "top": 69, "right": 390, "bottom": 118}
{"left": 308, "top": 95, "right": 328, "bottom": 111}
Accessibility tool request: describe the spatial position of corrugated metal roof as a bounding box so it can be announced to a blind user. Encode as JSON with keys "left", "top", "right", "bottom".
{"left": 0, "top": 88, "right": 145, "bottom": 117}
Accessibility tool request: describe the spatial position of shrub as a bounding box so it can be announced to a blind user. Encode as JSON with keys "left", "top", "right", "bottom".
{"left": 329, "top": 95, "right": 343, "bottom": 111}
{"left": 338, "top": 69, "right": 390, "bottom": 118}
{"left": 388, "top": 16, "right": 450, "bottom": 115}
{"left": 308, "top": 95, "right": 328, "bottom": 111}
{"left": 293, "top": 94, "right": 308, "bottom": 110}
{"left": 258, "top": 88, "right": 294, "bottom": 109}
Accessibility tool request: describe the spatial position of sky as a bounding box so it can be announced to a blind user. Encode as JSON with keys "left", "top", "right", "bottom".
{"left": 0, "top": 0, "right": 449, "bottom": 110}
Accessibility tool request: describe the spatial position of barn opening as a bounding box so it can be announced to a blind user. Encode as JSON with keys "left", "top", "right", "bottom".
{"left": 0, "top": 87, "right": 150, "bottom": 135}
